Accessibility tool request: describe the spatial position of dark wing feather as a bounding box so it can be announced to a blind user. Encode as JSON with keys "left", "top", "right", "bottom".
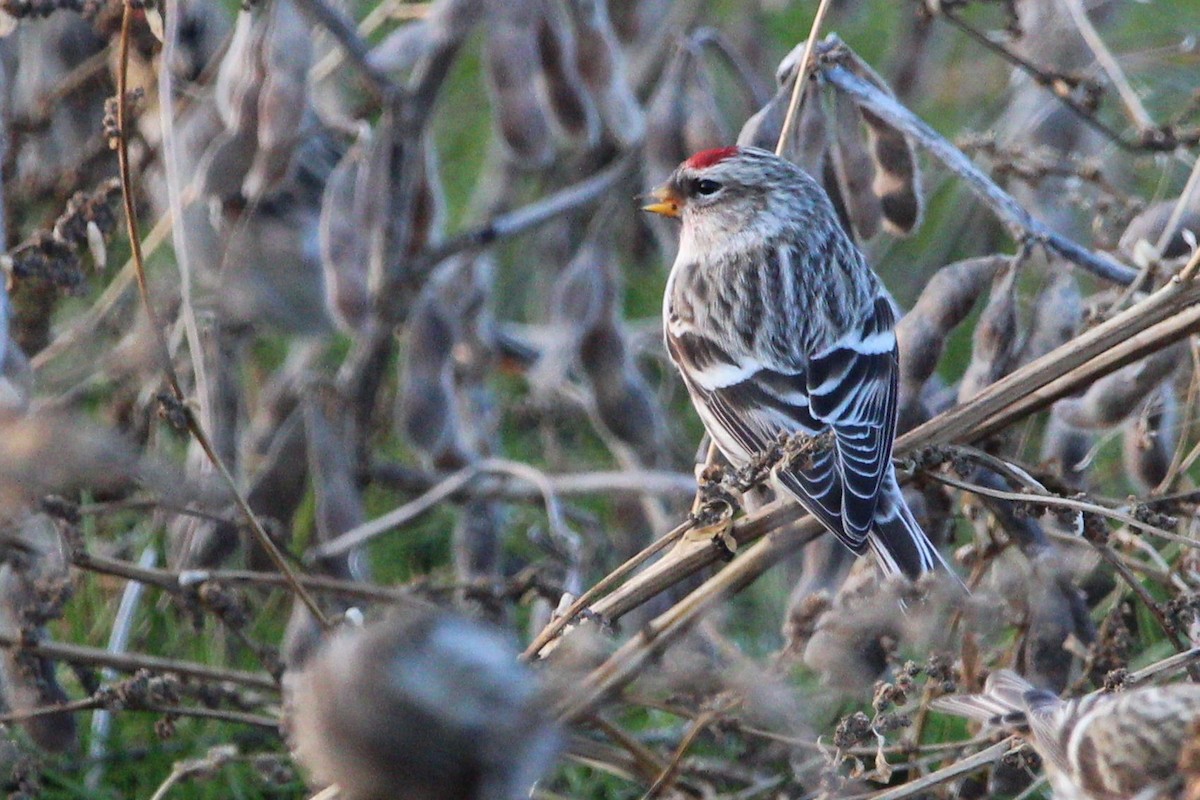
{"left": 667, "top": 327, "right": 866, "bottom": 553}
{"left": 807, "top": 296, "right": 899, "bottom": 539}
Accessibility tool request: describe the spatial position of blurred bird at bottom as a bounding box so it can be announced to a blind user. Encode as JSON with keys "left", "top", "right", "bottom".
{"left": 286, "top": 608, "right": 559, "bottom": 800}
{"left": 933, "top": 669, "right": 1200, "bottom": 800}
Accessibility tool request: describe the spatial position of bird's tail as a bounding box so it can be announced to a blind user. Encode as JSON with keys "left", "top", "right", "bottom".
{"left": 931, "top": 669, "right": 1042, "bottom": 730}
{"left": 867, "top": 472, "right": 953, "bottom": 581}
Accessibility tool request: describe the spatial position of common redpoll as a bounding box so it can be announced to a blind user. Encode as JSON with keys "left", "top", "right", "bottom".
{"left": 644, "top": 145, "right": 947, "bottom": 579}
{"left": 933, "top": 669, "right": 1200, "bottom": 800}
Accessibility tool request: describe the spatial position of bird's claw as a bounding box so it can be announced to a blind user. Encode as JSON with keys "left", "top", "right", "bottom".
{"left": 687, "top": 495, "right": 738, "bottom": 559}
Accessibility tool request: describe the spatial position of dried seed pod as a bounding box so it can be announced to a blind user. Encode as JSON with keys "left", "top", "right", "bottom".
{"left": 829, "top": 91, "right": 882, "bottom": 240}
{"left": 546, "top": 239, "right": 668, "bottom": 465}
{"left": 1021, "top": 270, "right": 1082, "bottom": 364}
{"left": 243, "top": 0, "right": 313, "bottom": 200}
{"left": 483, "top": 0, "right": 556, "bottom": 167}
{"left": 536, "top": 0, "right": 599, "bottom": 146}
{"left": 1054, "top": 344, "right": 1184, "bottom": 429}
{"left": 453, "top": 497, "right": 505, "bottom": 587}
{"left": 895, "top": 255, "right": 1008, "bottom": 423}
{"left": 958, "top": 261, "right": 1020, "bottom": 403}
{"left": 1118, "top": 197, "right": 1200, "bottom": 262}
{"left": 319, "top": 132, "right": 371, "bottom": 332}
{"left": 644, "top": 43, "right": 692, "bottom": 183}
{"left": 288, "top": 609, "right": 559, "bottom": 800}
{"left": 303, "top": 389, "right": 369, "bottom": 582}
{"left": 8, "top": 15, "right": 106, "bottom": 189}
{"left": 838, "top": 52, "right": 922, "bottom": 235}
{"left": 1041, "top": 411, "right": 1093, "bottom": 490}
{"left": 213, "top": 10, "right": 263, "bottom": 135}
{"left": 206, "top": 0, "right": 316, "bottom": 202}
{"left": 0, "top": 513, "right": 76, "bottom": 752}
{"left": 741, "top": 38, "right": 921, "bottom": 239}
{"left": 284, "top": 391, "right": 373, "bottom": 669}
{"left": 737, "top": 53, "right": 827, "bottom": 178}
{"left": 566, "top": 0, "right": 645, "bottom": 148}
{"left": 397, "top": 255, "right": 495, "bottom": 470}
{"left": 352, "top": 123, "right": 445, "bottom": 306}
{"left": 1122, "top": 387, "right": 1177, "bottom": 493}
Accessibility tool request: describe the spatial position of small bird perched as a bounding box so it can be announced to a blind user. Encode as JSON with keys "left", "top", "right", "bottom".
{"left": 643, "top": 145, "right": 946, "bottom": 579}
{"left": 933, "top": 669, "right": 1200, "bottom": 800}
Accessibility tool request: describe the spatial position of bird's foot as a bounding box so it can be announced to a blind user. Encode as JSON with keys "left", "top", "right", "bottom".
{"left": 686, "top": 463, "right": 740, "bottom": 558}
{"left": 780, "top": 430, "right": 836, "bottom": 472}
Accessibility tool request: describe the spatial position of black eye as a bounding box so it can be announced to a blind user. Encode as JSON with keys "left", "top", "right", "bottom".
{"left": 693, "top": 178, "right": 722, "bottom": 196}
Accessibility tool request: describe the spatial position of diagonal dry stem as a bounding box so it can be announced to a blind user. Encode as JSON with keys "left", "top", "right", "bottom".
{"left": 774, "top": 0, "right": 836, "bottom": 157}
{"left": 115, "top": 0, "right": 328, "bottom": 630}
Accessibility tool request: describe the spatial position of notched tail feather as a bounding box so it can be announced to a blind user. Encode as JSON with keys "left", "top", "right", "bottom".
{"left": 868, "top": 475, "right": 952, "bottom": 581}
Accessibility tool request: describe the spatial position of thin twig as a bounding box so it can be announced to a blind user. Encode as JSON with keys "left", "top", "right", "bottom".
{"left": 843, "top": 739, "right": 1017, "bottom": 800}
{"left": 927, "top": 472, "right": 1195, "bottom": 548}
{"left": 0, "top": 633, "right": 276, "bottom": 691}
{"left": 522, "top": 519, "right": 692, "bottom": 660}
{"left": 308, "top": 464, "right": 479, "bottom": 561}
{"left": 159, "top": 0, "right": 212, "bottom": 433}
{"left": 1059, "top": 0, "right": 1154, "bottom": 131}
{"left": 642, "top": 708, "right": 720, "bottom": 800}
{"left": 417, "top": 153, "right": 639, "bottom": 280}
{"left": 291, "top": 0, "right": 401, "bottom": 101}
{"left": 1160, "top": 154, "right": 1200, "bottom": 269}
{"left": 774, "top": 0, "right": 836, "bottom": 156}
{"left": 1129, "top": 646, "right": 1200, "bottom": 685}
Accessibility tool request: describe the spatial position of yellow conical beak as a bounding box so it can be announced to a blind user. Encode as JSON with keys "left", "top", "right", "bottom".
{"left": 641, "top": 186, "right": 682, "bottom": 218}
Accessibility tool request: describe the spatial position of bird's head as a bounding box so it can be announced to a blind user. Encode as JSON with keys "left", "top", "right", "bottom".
{"left": 643, "top": 146, "right": 826, "bottom": 251}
